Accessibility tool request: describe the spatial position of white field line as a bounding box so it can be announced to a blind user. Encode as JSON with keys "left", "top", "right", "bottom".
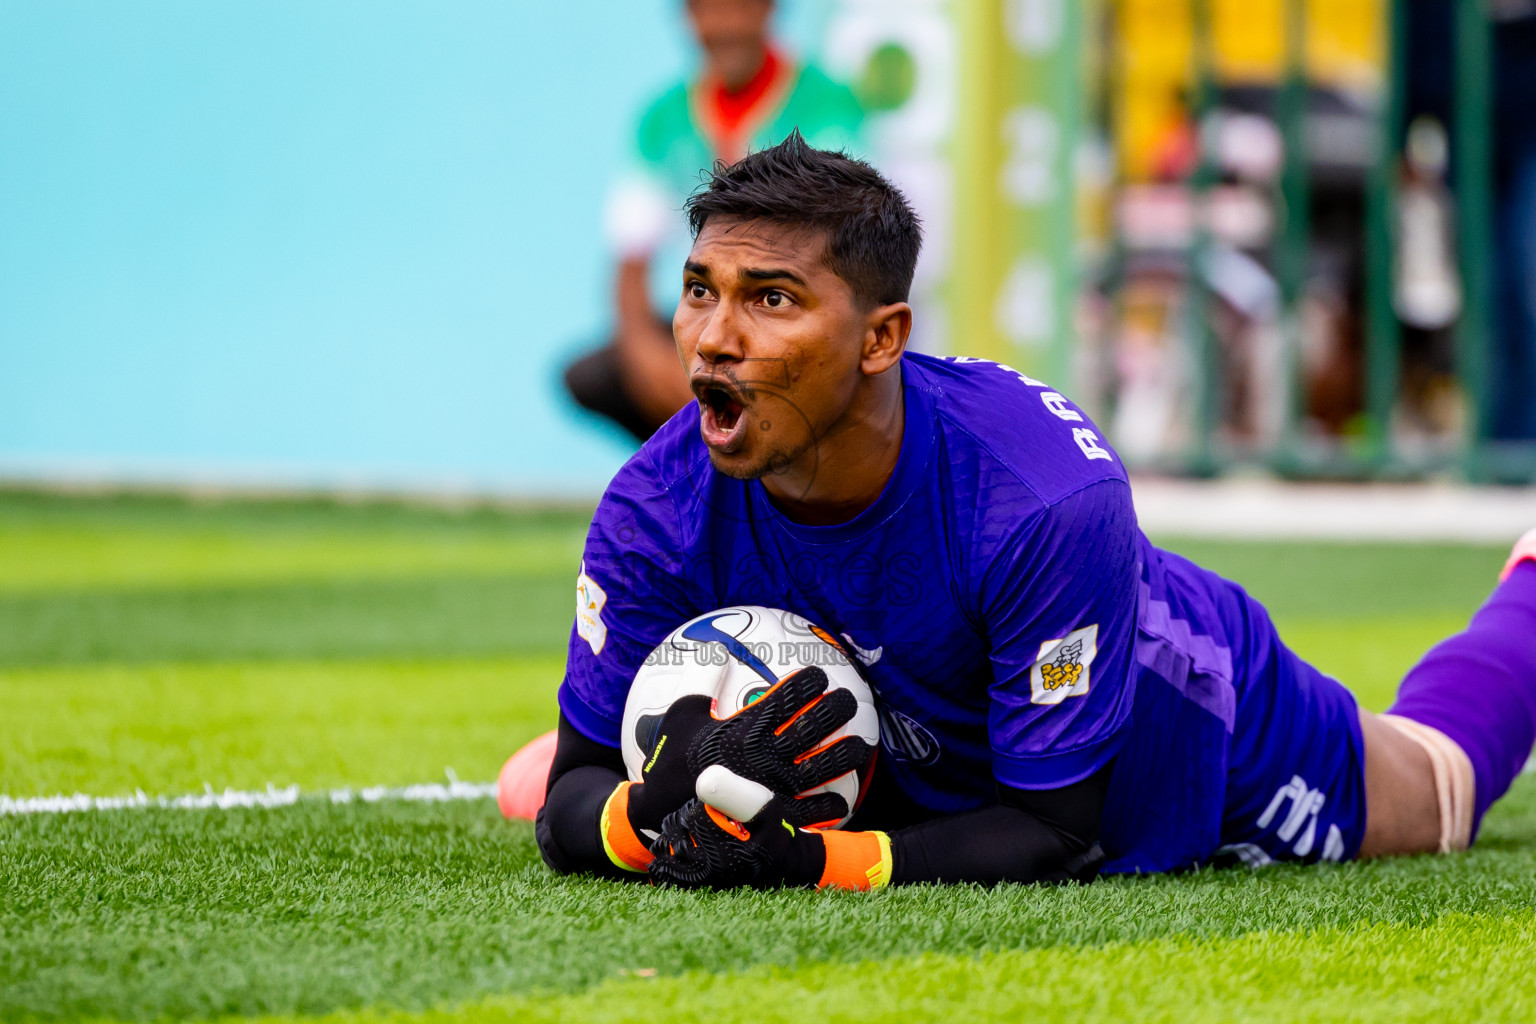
{"left": 7, "top": 760, "right": 1535, "bottom": 815}
{"left": 1131, "top": 477, "right": 1536, "bottom": 543}
{"left": 0, "top": 774, "right": 497, "bottom": 816}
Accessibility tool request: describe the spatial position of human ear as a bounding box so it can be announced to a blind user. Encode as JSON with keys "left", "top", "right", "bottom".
{"left": 860, "top": 302, "right": 912, "bottom": 376}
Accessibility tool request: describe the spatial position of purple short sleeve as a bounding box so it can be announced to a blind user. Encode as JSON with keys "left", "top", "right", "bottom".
{"left": 558, "top": 450, "right": 697, "bottom": 748}
{"left": 981, "top": 480, "right": 1142, "bottom": 790}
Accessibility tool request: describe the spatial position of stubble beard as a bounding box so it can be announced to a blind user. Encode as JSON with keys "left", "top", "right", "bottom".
{"left": 707, "top": 431, "right": 815, "bottom": 483}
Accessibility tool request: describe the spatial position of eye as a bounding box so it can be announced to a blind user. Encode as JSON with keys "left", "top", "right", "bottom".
{"left": 761, "top": 289, "right": 792, "bottom": 308}
{"left": 687, "top": 281, "right": 711, "bottom": 301}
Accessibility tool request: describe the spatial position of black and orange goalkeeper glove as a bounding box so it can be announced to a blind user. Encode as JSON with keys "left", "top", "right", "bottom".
{"left": 686, "top": 666, "right": 873, "bottom": 828}
{"left": 598, "top": 694, "right": 714, "bottom": 874}
{"left": 647, "top": 795, "right": 892, "bottom": 892}
{"left": 600, "top": 666, "right": 874, "bottom": 874}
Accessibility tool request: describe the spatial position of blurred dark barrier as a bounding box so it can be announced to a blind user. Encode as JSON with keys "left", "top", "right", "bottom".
{"left": 1086, "top": 0, "right": 1535, "bottom": 482}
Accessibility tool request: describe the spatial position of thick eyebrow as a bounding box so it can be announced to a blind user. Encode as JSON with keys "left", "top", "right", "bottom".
{"left": 683, "top": 261, "right": 809, "bottom": 289}
{"left": 740, "top": 266, "right": 808, "bottom": 288}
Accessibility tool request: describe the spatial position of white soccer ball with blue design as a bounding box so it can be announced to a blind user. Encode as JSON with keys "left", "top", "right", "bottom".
{"left": 621, "top": 605, "right": 880, "bottom": 828}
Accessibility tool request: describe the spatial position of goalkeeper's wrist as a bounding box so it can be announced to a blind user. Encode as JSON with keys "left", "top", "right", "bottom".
{"left": 599, "top": 782, "right": 654, "bottom": 873}
{"left": 623, "top": 777, "right": 691, "bottom": 834}
{"left": 784, "top": 828, "right": 893, "bottom": 890}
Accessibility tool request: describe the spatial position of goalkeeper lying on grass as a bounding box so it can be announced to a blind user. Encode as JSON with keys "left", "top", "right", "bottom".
{"left": 535, "top": 132, "right": 1536, "bottom": 890}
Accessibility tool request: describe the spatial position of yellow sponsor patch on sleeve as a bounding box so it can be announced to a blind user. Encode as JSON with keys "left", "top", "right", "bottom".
{"left": 1029, "top": 624, "right": 1098, "bottom": 705}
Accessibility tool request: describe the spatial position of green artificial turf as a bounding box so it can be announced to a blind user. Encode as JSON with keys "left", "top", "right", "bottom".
{"left": 1157, "top": 537, "right": 1507, "bottom": 621}
{"left": 0, "top": 488, "right": 592, "bottom": 538}
{"left": 0, "top": 490, "right": 589, "bottom": 669}
{"left": 268, "top": 913, "right": 1536, "bottom": 1024}
{"left": 0, "top": 524, "right": 581, "bottom": 592}
{"left": 0, "top": 656, "right": 559, "bottom": 797}
{"left": 0, "top": 489, "right": 1531, "bottom": 1024}
{"left": 5, "top": 790, "right": 1536, "bottom": 1022}
{"left": 0, "top": 577, "right": 575, "bottom": 668}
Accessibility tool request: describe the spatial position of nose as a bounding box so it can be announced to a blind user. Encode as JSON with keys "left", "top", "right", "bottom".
{"left": 693, "top": 298, "right": 746, "bottom": 368}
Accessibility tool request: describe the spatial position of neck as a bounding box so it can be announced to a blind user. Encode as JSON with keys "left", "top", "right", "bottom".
{"left": 761, "top": 368, "right": 905, "bottom": 526}
{"left": 711, "top": 42, "right": 770, "bottom": 92}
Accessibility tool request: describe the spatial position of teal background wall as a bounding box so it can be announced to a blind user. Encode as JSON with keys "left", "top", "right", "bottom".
{"left": 0, "top": 1, "right": 825, "bottom": 494}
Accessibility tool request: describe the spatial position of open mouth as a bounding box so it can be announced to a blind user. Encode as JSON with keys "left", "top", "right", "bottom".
{"left": 695, "top": 381, "right": 749, "bottom": 451}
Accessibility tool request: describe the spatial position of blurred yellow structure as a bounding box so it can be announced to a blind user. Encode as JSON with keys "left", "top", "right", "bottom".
{"left": 1116, "top": 0, "right": 1385, "bottom": 180}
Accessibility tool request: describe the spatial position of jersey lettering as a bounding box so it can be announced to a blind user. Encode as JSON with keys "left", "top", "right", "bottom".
{"left": 1073, "top": 428, "right": 1113, "bottom": 461}
{"left": 1041, "top": 391, "right": 1083, "bottom": 422}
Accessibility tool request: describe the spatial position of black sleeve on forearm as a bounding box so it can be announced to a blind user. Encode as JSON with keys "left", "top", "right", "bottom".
{"left": 888, "top": 760, "right": 1113, "bottom": 886}
{"left": 533, "top": 713, "right": 634, "bottom": 879}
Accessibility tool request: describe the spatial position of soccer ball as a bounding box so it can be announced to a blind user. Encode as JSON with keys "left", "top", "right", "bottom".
{"left": 620, "top": 605, "right": 880, "bottom": 829}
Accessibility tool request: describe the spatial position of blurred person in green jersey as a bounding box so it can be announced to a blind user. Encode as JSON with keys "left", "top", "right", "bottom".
{"left": 563, "top": 0, "right": 864, "bottom": 442}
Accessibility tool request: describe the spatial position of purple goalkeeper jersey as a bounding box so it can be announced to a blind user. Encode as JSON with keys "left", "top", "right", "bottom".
{"left": 559, "top": 352, "right": 1344, "bottom": 874}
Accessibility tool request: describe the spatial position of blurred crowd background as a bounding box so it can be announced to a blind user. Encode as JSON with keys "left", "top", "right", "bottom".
{"left": 3, "top": 0, "right": 1533, "bottom": 495}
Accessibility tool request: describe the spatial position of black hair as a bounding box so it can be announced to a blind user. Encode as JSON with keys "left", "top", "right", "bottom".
{"left": 684, "top": 130, "right": 923, "bottom": 307}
